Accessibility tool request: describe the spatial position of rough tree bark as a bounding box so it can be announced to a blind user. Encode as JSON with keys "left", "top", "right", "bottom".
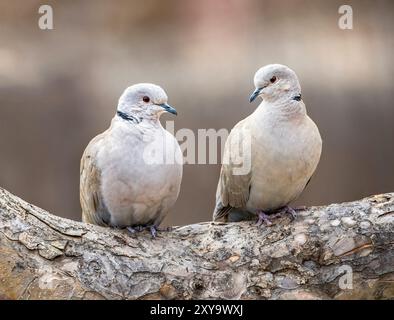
{"left": 0, "top": 187, "right": 393, "bottom": 300}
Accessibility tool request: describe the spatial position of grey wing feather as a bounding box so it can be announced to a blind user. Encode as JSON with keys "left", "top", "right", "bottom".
{"left": 80, "top": 133, "right": 111, "bottom": 226}
{"left": 213, "top": 119, "right": 252, "bottom": 221}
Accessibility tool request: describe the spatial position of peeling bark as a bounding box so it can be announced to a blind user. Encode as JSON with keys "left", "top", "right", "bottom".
{"left": 0, "top": 187, "right": 393, "bottom": 300}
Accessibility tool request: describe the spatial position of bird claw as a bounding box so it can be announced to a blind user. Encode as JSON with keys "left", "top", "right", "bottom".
{"left": 149, "top": 225, "right": 158, "bottom": 238}
{"left": 256, "top": 211, "right": 273, "bottom": 227}
{"left": 127, "top": 224, "right": 171, "bottom": 237}
{"left": 254, "top": 206, "right": 300, "bottom": 228}
{"left": 127, "top": 224, "right": 155, "bottom": 236}
{"left": 285, "top": 206, "right": 297, "bottom": 220}
{"left": 127, "top": 226, "right": 138, "bottom": 234}
{"left": 271, "top": 206, "right": 298, "bottom": 220}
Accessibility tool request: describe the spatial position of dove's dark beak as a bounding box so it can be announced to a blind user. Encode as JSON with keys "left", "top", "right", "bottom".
{"left": 159, "top": 103, "right": 177, "bottom": 115}
{"left": 249, "top": 88, "right": 263, "bottom": 103}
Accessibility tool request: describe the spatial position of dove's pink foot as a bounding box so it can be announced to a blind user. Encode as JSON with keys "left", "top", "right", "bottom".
{"left": 285, "top": 206, "right": 297, "bottom": 220}
{"left": 127, "top": 225, "right": 144, "bottom": 234}
{"left": 127, "top": 224, "right": 171, "bottom": 238}
{"left": 149, "top": 225, "right": 158, "bottom": 238}
{"left": 256, "top": 210, "right": 273, "bottom": 227}
{"left": 273, "top": 205, "right": 304, "bottom": 220}
{"left": 127, "top": 224, "right": 157, "bottom": 237}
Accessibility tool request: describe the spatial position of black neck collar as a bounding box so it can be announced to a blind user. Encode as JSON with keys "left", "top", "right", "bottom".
{"left": 292, "top": 94, "right": 302, "bottom": 101}
{"left": 116, "top": 111, "right": 141, "bottom": 124}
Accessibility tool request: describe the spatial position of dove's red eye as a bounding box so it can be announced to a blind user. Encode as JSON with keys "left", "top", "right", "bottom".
{"left": 142, "top": 96, "right": 150, "bottom": 103}
{"left": 270, "top": 76, "right": 277, "bottom": 83}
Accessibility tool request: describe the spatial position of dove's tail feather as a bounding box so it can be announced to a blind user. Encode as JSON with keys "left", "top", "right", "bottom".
{"left": 212, "top": 204, "right": 233, "bottom": 222}
{"left": 213, "top": 203, "right": 256, "bottom": 222}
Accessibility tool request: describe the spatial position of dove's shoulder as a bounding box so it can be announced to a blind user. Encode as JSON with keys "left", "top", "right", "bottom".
{"left": 163, "top": 126, "right": 182, "bottom": 149}
{"left": 231, "top": 115, "right": 252, "bottom": 132}
{"left": 223, "top": 116, "right": 252, "bottom": 154}
{"left": 80, "top": 132, "right": 106, "bottom": 169}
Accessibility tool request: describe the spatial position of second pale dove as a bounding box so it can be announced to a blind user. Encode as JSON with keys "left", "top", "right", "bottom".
{"left": 80, "top": 83, "right": 183, "bottom": 237}
{"left": 213, "top": 64, "right": 322, "bottom": 224}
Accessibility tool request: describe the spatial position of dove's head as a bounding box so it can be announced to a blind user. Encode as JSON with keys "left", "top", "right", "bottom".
{"left": 117, "top": 83, "right": 177, "bottom": 121}
{"left": 249, "top": 64, "right": 302, "bottom": 104}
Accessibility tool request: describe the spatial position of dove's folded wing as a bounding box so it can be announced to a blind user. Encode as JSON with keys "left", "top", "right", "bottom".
{"left": 80, "top": 134, "right": 110, "bottom": 226}
{"left": 213, "top": 119, "right": 253, "bottom": 221}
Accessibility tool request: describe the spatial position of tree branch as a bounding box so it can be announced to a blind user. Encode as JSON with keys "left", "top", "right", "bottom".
{"left": 0, "top": 187, "right": 393, "bottom": 300}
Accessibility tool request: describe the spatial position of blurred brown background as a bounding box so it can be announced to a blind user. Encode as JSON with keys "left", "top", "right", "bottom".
{"left": 0, "top": 0, "right": 393, "bottom": 226}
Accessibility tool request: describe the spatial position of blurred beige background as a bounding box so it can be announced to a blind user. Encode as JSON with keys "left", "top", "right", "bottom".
{"left": 0, "top": 0, "right": 393, "bottom": 226}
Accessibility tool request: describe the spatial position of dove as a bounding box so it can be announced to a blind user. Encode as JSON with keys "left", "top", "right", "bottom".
{"left": 80, "top": 83, "right": 183, "bottom": 237}
{"left": 213, "top": 64, "right": 322, "bottom": 225}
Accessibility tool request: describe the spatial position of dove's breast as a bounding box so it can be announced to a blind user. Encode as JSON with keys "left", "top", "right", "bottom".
{"left": 97, "top": 122, "right": 182, "bottom": 227}
{"left": 247, "top": 114, "right": 322, "bottom": 212}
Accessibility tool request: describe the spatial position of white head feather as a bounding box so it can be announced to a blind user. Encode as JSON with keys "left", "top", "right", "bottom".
{"left": 117, "top": 83, "right": 176, "bottom": 120}
{"left": 251, "top": 64, "right": 301, "bottom": 104}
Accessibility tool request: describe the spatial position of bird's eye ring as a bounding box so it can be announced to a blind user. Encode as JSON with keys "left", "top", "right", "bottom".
{"left": 142, "top": 96, "right": 150, "bottom": 103}
{"left": 270, "top": 76, "right": 277, "bottom": 83}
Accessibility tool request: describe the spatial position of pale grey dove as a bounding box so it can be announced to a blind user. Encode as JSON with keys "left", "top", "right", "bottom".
{"left": 80, "top": 83, "right": 183, "bottom": 237}
{"left": 213, "top": 64, "right": 322, "bottom": 224}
